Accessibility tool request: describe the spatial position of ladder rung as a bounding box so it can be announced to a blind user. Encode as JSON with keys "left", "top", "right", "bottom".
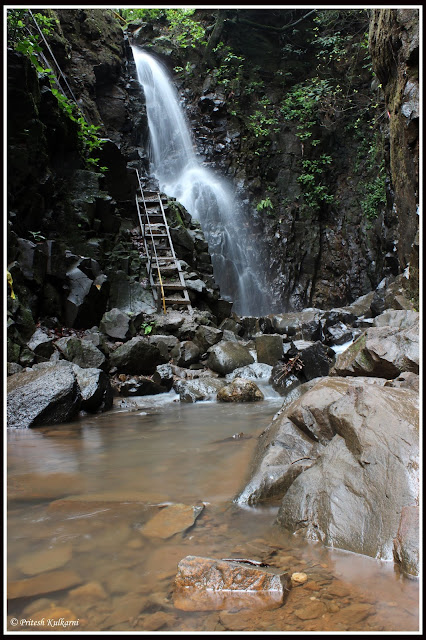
{"left": 163, "top": 298, "right": 192, "bottom": 305}
{"left": 154, "top": 283, "right": 185, "bottom": 290}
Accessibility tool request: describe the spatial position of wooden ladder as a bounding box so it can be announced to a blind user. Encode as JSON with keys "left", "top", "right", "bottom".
{"left": 133, "top": 170, "right": 193, "bottom": 314}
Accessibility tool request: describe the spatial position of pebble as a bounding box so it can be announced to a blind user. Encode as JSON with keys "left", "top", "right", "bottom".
{"left": 291, "top": 572, "right": 308, "bottom": 585}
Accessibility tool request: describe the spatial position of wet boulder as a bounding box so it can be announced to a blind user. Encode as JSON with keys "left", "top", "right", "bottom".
{"left": 7, "top": 363, "right": 81, "bottom": 428}
{"left": 152, "top": 364, "right": 174, "bottom": 391}
{"left": 27, "top": 328, "right": 55, "bottom": 359}
{"left": 207, "top": 341, "right": 254, "bottom": 376}
{"left": 100, "top": 308, "right": 132, "bottom": 340}
{"left": 174, "top": 377, "right": 226, "bottom": 403}
{"left": 148, "top": 335, "right": 179, "bottom": 360}
{"left": 295, "top": 341, "right": 335, "bottom": 381}
{"left": 217, "top": 378, "right": 264, "bottom": 403}
{"left": 171, "top": 341, "right": 201, "bottom": 367}
{"left": 331, "top": 316, "right": 419, "bottom": 378}
{"left": 255, "top": 335, "right": 283, "bottom": 366}
{"left": 72, "top": 365, "right": 113, "bottom": 413}
{"left": 226, "top": 362, "right": 273, "bottom": 382}
{"left": 270, "top": 309, "right": 323, "bottom": 340}
{"left": 324, "top": 322, "right": 353, "bottom": 346}
{"left": 109, "top": 337, "right": 162, "bottom": 375}
{"left": 55, "top": 336, "right": 106, "bottom": 370}
{"left": 193, "top": 325, "right": 223, "bottom": 353}
{"left": 275, "top": 383, "right": 419, "bottom": 565}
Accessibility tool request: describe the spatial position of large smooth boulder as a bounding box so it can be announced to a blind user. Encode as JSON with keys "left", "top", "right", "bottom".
{"left": 255, "top": 335, "right": 283, "bottom": 366}
{"left": 207, "top": 341, "right": 254, "bottom": 376}
{"left": 332, "top": 316, "right": 419, "bottom": 378}
{"left": 217, "top": 378, "right": 264, "bottom": 403}
{"left": 275, "top": 383, "right": 418, "bottom": 566}
{"left": 373, "top": 309, "right": 419, "bottom": 329}
{"left": 109, "top": 337, "right": 162, "bottom": 375}
{"left": 7, "top": 364, "right": 81, "bottom": 428}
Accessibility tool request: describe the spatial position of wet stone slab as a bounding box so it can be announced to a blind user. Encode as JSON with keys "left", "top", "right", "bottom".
{"left": 139, "top": 503, "right": 204, "bottom": 539}
{"left": 173, "top": 555, "right": 291, "bottom": 611}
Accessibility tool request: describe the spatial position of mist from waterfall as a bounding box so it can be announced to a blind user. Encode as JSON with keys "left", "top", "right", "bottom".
{"left": 132, "top": 46, "right": 274, "bottom": 316}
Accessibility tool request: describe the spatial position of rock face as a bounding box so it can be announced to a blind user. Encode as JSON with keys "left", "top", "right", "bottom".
{"left": 7, "top": 365, "right": 81, "bottom": 428}
{"left": 174, "top": 556, "right": 291, "bottom": 611}
{"left": 207, "top": 341, "right": 254, "bottom": 375}
{"left": 393, "top": 505, "right": 419, "bottom": 577}
{"left": 217, "top": 378, "right": 264, "bottom": 403}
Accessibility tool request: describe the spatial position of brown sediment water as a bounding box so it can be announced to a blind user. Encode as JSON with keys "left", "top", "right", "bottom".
{"left": 7, "top": 394, "right": 419, "bottom": 632}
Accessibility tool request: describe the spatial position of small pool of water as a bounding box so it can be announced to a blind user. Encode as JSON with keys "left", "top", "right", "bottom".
{"left": 7, "top": 395, "right": 419, "bottom": 632}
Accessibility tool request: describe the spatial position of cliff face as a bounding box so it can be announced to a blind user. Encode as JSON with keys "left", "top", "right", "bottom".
{"left": 132, "top": 8, "right": 418, "bottom": 311}
{"left": 7, "top": 8, "right": 419, "bottom": 351}
{"left": 369, "top": 9, "right": 419, "bottom": 300}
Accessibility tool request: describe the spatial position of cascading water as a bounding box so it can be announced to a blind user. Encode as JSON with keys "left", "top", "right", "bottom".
{"left": 132, "top": 46, "right": 275, "bottom": 316}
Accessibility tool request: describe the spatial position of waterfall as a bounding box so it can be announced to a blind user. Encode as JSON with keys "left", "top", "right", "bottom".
{"left": 132, "top": 46, "right": 274, "bottom": 316}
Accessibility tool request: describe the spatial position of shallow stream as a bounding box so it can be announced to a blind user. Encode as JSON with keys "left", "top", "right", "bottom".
{"left": 7, "top": 394, "right": 419, "bottom": 632}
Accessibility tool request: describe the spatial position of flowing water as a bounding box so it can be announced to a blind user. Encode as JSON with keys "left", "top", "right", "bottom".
{"left": 7, "top": 395, "right": 419, "bottom": 633}
{"left": 132, "top": 47, "right": 275, "bottom": 316}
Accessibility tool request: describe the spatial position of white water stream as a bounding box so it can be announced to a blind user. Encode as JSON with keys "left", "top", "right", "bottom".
{"left": 132, "top": 47, "right": 274, "bottom": 316}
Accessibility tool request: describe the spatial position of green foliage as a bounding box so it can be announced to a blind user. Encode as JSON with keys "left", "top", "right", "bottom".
{"left": 247, "top": 97, "right": 279, "bottom": 153}
{"left": 360, "top": 172, "right": 386, "bottom": 222}
{"left": 256, "top": 197, "right": 274, "bottom": 212}
{"left": 141, "top": 322, "right": 154, "bottom": 335}
{"left": 8, "top": 9, "right": 105, "bottom": 171}
{"left": 119, "top": 9, "right": 207, "bottom": 49}
{"left": 28, "top": 230, "right": 46, "bottom": 242}
{"left": 280, "top": 78, "right": 338, "bottom": 140}
{"left": 212, "top": 43, "right": 245, "bottom": 91}
{"left": 297, "top": 155, "right": 334, "bottom": 210}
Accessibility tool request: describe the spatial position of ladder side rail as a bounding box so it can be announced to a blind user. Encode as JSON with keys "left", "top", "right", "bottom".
{"left": 158, "top": 194, "right": 193, "bottom": 312}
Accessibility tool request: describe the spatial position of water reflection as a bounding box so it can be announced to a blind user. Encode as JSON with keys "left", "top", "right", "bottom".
{"left": 7, "top": 398, "right": 419, "bottom": 632}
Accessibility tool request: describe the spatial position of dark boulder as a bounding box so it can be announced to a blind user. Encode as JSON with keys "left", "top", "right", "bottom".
{"left": 171, "top": 340, "right": 201, "bottom": 367}
{"left": 109, "top": 337, "right": 162, "bottom": 375}
{"left": 112, "top": 374, "right": 167, "bottom": 396}
{"left": 193, "top": 326, "right": 223, "bottom": 353}
{"left": 174, "top": 377, "right": 226, "bottom": 403}
{"left": 73, "top": 365, "right": 113, "bottom": 412}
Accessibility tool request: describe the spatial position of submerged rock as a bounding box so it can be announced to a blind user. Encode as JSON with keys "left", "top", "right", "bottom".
{"left": 174, "top": 556, "right": 291, "bottom": 611}
{"left": 8, "top": 570, "right": 82, "bottom": 599}
{"left": 140, "top": 503, "right": 204, "bottom": 539}
{"left": 217, "top": 378, "right": 264, "bottom": 403}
